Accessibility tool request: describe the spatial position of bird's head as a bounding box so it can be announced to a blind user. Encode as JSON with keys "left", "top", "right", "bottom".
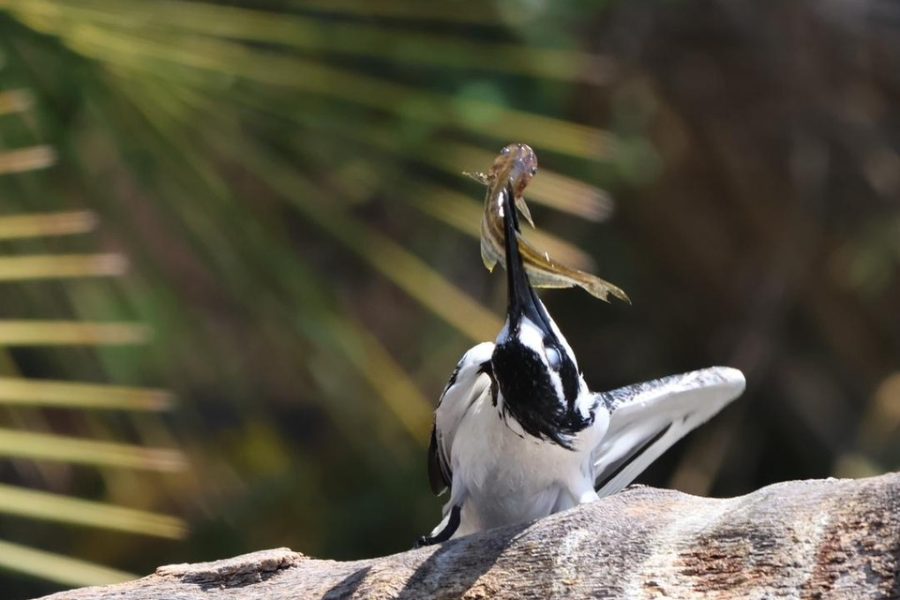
{"left": 491, "top": 181, "right": 595, "bottom": 448}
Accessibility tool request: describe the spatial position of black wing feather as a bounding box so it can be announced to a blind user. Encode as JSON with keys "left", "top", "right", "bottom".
{"left": 427, "top": 425, "right": 451, "bottom": 495}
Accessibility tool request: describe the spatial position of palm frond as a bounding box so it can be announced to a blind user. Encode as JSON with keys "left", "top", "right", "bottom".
{"left": 0, "top": 211, "right": 98, "bottom": 240}
{"left": 0, "top": 0, "right": 626, "bottom": 593}
{"left": 0, "top": 378, "right": 172, "bottom": 410}
{"left": 0, "top": 428, "right": 186, "bottom": 470}
{"left": 0, "top": 54, "right": 188, "bottom": 587}
{"left": 8, "top": 1, "right": 615, "bottom": 160}
{"left": 0, "top": 539, "right": 134, "bottom": 587}
{"left": 0, "top": 321, "right": 150, "bottom": 345}
{"left": 0, "top": 483, "right": 185, "bottom": 538}
{"left": 0, "top": 89, "right": 33, "bottom": 116}
{"left": 0, "top": 146, "right": 56, "bottom": 175}
{"left": 0, "top": 254, "right": 127, "bottom": 280}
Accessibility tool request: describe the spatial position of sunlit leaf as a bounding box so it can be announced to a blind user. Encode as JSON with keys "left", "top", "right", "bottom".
{"left": 261, "top": 114, "right": 615, "bottom": 220}
{"left": 0, "top": 539, "right": 135, "bottom": 587}
{"left": 16, "top": 0, "right": 612, "bottom": 83}
{"left": 0, "top": 89, "right": 33, "bottom": 116}
{"left": 0, "top": 483, "right": 186, "bottom": 538}
{"left": 0, "top": 145, "right": 57, "bottom": 175}
{"left": 0, "top": 254, "right": 128, "bottom": 280}
{"left": 0, "top": 428, "right": 187, "bottom": 471}
{"left": 0, "top": 211, "right": 97, "bottom": 240}
{"left": 0, "top": 321, "right": 150, "bottom": 346}
{"left": 236, "top": 144, "right": 503, "bottom": 342}
{"left": 106, "top": 78, "right": 437, "bottom": 443}
{"left": 10, "top": 7, "right": 612, "bottom": 160}
{"left": 0, "top": 377, "right": 173, "bottom": 410}
{"left": 274, "top": 0, "right": 498, "bottom": 24}
{"left": 328, "top": 318, "right": 435, "bottom": 440}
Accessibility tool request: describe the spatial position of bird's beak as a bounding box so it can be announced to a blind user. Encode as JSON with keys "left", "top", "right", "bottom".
{"left": 501, "top": 182, "right": 554, "bottom": 339}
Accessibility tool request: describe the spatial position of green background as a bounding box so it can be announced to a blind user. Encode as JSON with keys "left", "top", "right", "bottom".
{"left": 1, "top": 1, "right": 898, "bottom": 597}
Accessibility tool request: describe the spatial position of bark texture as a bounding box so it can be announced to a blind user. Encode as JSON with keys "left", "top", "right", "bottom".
{"left": 42, "top": 473, "right": 900, "bottom": 600}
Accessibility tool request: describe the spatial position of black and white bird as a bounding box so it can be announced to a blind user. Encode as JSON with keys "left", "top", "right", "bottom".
{"left": 417, "top": 179, "right": 746, "bottom": 546}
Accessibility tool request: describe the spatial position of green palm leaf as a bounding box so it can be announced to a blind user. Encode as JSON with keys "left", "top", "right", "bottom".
{"left": 0, "top": 91, "right": 188, "bottom": 586}
{"left": 0, "top": 0, "right": 621, "bottom": 594}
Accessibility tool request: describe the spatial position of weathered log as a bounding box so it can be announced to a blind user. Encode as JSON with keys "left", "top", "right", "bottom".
{"left": 41, "top": 473, "right": 900, "bottom": 599}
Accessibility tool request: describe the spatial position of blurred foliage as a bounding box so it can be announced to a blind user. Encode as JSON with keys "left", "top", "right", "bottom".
{"left": 0, "top": 125, "right": 187, "bottom": 590}
{"left": 1, "top": 0, "right": 899, "bottom": 598}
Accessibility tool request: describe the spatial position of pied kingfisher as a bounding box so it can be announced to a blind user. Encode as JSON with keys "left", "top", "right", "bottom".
{"left": 418, "top": 176, "right": 745, "bottom": 545}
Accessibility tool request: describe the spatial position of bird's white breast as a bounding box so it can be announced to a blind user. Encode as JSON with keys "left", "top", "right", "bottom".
{"left": 444, "top": 387, "right": 604, "bottom": 536}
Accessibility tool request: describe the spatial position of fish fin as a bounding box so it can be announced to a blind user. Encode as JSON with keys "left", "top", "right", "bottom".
{"left": 515, "top": 196, "right": 535, "bottom": 228}
{"left": 463, "top": 171, "right": 490, "bottom": 185}
{"left": 581, "top": 277, "right": 632, "bottom": 304}
{"left": 481, "top": 246, "right": 497, "bottom": 272}
{"left": 514, "top": 233, "right": 630, "bottom": 303}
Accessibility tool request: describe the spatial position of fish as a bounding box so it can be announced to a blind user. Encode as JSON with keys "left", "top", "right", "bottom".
{"left": 466, "top": 143, "right": 630, "bottom": 304}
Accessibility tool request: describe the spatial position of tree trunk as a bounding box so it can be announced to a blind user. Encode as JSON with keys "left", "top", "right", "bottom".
{"left": 41, "top": 473, "right": 900, "bottom": 599}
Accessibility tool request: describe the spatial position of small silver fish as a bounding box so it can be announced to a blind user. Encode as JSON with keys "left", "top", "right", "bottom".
{"left": 466, "top": 143, "right": 630, "bottom": 304}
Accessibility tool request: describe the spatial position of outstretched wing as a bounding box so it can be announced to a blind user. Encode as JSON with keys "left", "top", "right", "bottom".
{"left": 592, "top": 366, "right": 745, "bottom": 497}
{"left": 428, "top": 342, "right": 496, "bottom": 496}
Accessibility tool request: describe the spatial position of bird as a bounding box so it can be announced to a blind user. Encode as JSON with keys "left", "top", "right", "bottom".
{"left": 416, "top": 177, "right": 746, "bottom": 547}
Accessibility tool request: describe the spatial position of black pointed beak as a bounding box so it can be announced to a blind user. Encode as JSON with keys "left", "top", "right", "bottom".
{"left": 502, "top": 183, "right": 553, "bottom": 338}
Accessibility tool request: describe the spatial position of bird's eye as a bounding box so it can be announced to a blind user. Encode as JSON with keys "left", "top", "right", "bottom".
{"left": 530, "top": 167, "right": 538, "bottom": 176}
{"left": 545, "top": 346, "right": 562, "bottom": 371}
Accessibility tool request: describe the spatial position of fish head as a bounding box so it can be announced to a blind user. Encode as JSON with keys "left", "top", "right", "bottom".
{"left": 490, "top": 143, "right": 538, "bottom": 198}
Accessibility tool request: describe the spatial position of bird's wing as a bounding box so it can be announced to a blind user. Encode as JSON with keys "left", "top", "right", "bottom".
{"left": 591, "top": 366, "right": 745, "bottom": 497}
{"left": 428, "top": 342, "right": 496, "bottom": 496}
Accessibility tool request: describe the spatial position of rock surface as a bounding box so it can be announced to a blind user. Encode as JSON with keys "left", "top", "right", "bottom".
{"left": 40, "top": 473, "right": 900, "bottom": 600}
